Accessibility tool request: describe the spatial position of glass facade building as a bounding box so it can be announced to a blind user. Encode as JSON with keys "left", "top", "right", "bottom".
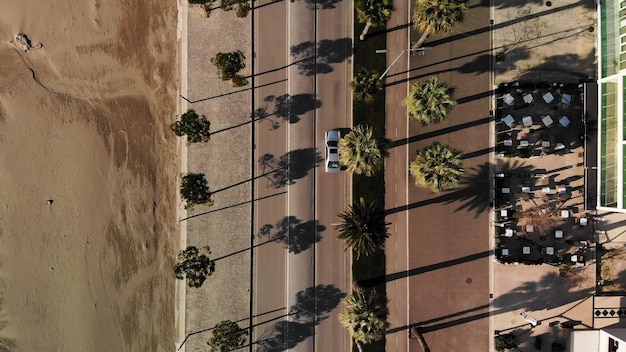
{"left": 598, "top": 1, "right": 626, "bottom": 210}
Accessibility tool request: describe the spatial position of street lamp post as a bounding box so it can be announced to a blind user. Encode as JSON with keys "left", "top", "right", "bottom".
{"left": 376, "top": 47, "right": 433, "bottom": 80}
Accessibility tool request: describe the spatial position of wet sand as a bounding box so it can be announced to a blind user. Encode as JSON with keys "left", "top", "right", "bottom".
{"left": 0, "top": 0, "right": 178, "bottom": 350}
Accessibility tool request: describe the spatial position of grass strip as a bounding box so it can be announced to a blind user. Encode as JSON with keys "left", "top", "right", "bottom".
{"left": 351, "top": 19, "right": 387, "bottom": 352}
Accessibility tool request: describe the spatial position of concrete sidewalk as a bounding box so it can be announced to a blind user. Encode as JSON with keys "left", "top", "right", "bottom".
{"left": 177, "top": 3, "right": 253, "bottom": 352}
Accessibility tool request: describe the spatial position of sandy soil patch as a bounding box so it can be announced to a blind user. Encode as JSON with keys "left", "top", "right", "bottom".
{"left": 0, "top": 0, "right": 178, "bottom": 350}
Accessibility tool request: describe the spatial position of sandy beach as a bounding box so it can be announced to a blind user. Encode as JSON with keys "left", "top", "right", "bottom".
{"left": 0, "top": 0, "right": 178, "bottom": 350}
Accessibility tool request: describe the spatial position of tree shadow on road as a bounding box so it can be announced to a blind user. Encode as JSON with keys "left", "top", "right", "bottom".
{"left": 291, "top": 38, "right": 353, "bottom": 76}
{"left": 254, "top": 94, "right": 322, "bottom": 129}
{"left": 300, "top": 0, "right": 344, "bottom": 10}
{"left": 257, "top": 216, "right": 325, "bottom": 254}
{"left": 254, "top": 284, "right": 346, "bottom": 352}
{"left": 258, "top": 149, "right": 323, "bottom": 188}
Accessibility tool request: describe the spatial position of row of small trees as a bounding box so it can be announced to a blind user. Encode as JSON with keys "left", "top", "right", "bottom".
{"left": 173, "top": 6, "right": 251, "bottom": 350}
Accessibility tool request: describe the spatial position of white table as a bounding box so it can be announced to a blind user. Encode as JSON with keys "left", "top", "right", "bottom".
{"left": 502, "top": 248, "right": 510, "bottom": 256}
{"left": 546, "top": 247, "right": 555, "bottom": 255}
{"left": 526, "top": 224, "right": 534, "bottom": 233}
{"left": 559, "top": 115, "right": 571, "bottom": 128}
{"left": 561, "top": 93, "right": 572, "bottom": 104}
{"left": 504, "top": 139, "right": 513, "bottom": 146}
{"left": 561, "top": 210, "right": 569, "bottom": 218}
{"left": 503, "top": 114, "right": 515, "bottom": 127}
{"left": 542, "top": 187, "right": 551, "bottom": 192}
{"left": 502, "top": 188, "right": 510, "bottom": 194}
{"left": 541, "top": 141, "right": 550, "bottom": 147}
{"left": 505, "top": 229, "right": 513, "bottom": 237}
{"left": 520, "top": 140, "right": 529, "bottom": 147}
{"left": 522, "top": 115, "right": 533, "bottom": 127}
{"left": 503, "top": 93, "right": 515, "bottom": 106}
{"left": 542, "top": 91, "right": 555, "bottom": 103}
{"left": 580, "top": 218, "right": 588, "bottom": 226}
{"left": 523, "top": 93, "right": 534, "bottom": 104}
{"left": 522, "top": 186, "right": 531, "bottom": 193}
{"left": 555, "top": 143, "right": 565, "bottom": 150}
{"left": 500, "top": 209, "right": 508, "bottom": 217}
{"left": 523, "top": 246, "right": 531, "bottom": 254}
{"left": 555, "top": 230, "right": 563, "bottom": 238}
{"left": 541, "top": 115, "right": 554, "bottom": 127}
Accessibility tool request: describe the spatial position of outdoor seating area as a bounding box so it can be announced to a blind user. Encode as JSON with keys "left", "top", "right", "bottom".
{"left": 495, "top": 213, "right": 594, "bottom": 265}
{"left": 495, "top": 82, "right": 585, "bottom": 159}
{"left": 492, "top": 80, "right": 593, "bottom": 266}
{"left": 493, "top": 159, "right": 594, "bottom": 265}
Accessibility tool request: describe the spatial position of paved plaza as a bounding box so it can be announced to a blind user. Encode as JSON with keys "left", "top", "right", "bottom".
{"left": 490, "top": 1, "right": 626, "bottom": 351}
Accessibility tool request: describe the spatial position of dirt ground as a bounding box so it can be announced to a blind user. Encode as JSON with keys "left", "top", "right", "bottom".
{"left": 0, "top": 0, "right": 178, "bottom": 351}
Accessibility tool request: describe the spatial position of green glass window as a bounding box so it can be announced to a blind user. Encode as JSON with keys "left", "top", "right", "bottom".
{"left": 601, "top": 82, "right": 619, "bottom": 207}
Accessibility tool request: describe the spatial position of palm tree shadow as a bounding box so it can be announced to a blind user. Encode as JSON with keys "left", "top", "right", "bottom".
{"left": 258, "top": 216, "right": 325, "bottom": 254}
{"left": 258, "top": 149, "right": 323, "bottom": 188}
{"left": 447, "top": 160, "right": 536, "bottom": 215}
{"left": 254, "top": 285, "right": 346, "bottom": 352}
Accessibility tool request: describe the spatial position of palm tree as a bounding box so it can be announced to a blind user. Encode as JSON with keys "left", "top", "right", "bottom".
{"left": 355, "top": 0, "right": 394, "bottom": 40}
{"left": 339, "top": 125, "right": 390, "bottom": 176}
{"left": 410, "top": 142, "right": 464, "bottom": 193}
{"left": 405, "top": 76, "right": 456, "bottom": 125}
{"left": 339, "top": 289, "right": 389, "bottom": 350}
{"left": 412, "top": 0, "right": 468, "bottom": 48}
{"left": 351, "top": 67, "right": 383, "bottom": 102}
{"left": 336, "top": 197, "right": 390, "bottom": 259}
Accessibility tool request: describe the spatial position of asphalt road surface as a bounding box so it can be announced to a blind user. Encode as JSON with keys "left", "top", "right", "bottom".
{"left": 252, "top": 1, "right": 352, "bottom": 351}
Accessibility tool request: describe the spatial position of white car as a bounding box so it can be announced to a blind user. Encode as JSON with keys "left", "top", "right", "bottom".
{"left": 325, "top": 130, "right": 341, "bottom": 173}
